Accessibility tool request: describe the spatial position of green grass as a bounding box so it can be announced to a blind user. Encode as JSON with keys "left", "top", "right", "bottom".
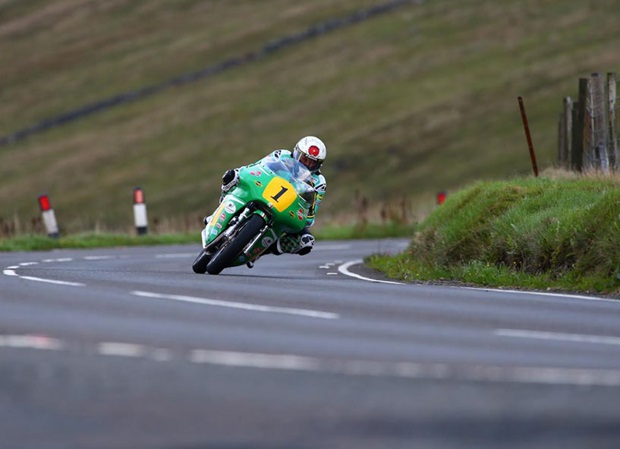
{"left": 0, "top": 0, "right": 619, "bottom": 233}
{"left": 0, "top": 222, "right": 413, "bottom": 252}
{"left": 0, "top": 232, "right": 197, "bottom": 252}
{"left": 367, "top": 173, "right": 620, "bottom": 296}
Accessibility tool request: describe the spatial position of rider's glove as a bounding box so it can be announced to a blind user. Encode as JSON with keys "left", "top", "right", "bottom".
{"left": 221, "top": 169, "right": 239, "bottom": 193}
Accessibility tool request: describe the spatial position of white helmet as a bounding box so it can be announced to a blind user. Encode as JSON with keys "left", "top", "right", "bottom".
{"left": 293, "top": 136, "right": 327, "bottom": 173}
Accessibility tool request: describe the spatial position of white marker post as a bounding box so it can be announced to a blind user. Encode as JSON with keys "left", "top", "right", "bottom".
{"left": 133, "top": 187, "right": 148, "bottom": 235}
{"left": 37, "top": 194, "right": 60, "bottom": 238}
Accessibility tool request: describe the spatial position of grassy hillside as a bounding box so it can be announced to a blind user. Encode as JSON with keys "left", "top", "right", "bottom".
{"left": 1, "top": 0, "right": 619, "bottom": 234}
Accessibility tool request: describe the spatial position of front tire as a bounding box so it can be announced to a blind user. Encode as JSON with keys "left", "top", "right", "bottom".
{"left": 192, "top": 249, "right": 210, "bottom": 274}
{"left": 206, "top": 214, "right": 265, "bottom": 275}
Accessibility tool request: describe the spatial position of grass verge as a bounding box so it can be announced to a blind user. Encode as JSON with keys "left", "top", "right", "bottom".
{"left": 0, "top": 222, "right": 413, "bottom": 252}
{"left": 0, "top": 232, "right": 197, "bottom": 252}
{"left": 367, "top": 174, "right": 620, "bottom": 297}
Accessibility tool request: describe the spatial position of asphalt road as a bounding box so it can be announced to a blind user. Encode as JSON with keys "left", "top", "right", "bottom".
{"left": 1, "top": 239, "right": 620, "bottom": 449}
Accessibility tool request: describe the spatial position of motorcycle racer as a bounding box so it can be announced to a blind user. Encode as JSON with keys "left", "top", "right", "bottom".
{"left": 217, "top": 136, "right": 327, "bottom": 256}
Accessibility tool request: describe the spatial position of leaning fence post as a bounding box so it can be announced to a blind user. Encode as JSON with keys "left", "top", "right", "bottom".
{"left": 518, "top": 96, "right": 539, "bottom": 177}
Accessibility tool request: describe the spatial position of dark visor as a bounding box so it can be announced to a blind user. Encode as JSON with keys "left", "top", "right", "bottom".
{"left": 298, "top": 154, "right": 322, "bottom": 172}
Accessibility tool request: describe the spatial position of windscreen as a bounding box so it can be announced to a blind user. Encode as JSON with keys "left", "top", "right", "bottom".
{"left": 261, "top": 156, "right": 316, "bottom": 201}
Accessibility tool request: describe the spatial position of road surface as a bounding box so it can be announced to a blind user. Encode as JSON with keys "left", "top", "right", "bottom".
{"left": 1, "top": 239, "right": 620, "bottom": 449}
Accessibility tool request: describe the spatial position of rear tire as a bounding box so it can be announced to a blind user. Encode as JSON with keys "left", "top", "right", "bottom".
{"left": 206, "top": 214, "right": 265, "bottom": 275}
{"left": 192, "top": 249, "right": 210, "bottom": 274}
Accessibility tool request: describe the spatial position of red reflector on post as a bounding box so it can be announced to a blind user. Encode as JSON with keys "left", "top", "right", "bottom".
{"left": 38, "top": 194, "right": 52, "bottom": 211}
{"left": 437, "top": 192, "right": 447, "bottom": 205}
{"left": 133, "top": 187, "right": 145, "bottom": 204}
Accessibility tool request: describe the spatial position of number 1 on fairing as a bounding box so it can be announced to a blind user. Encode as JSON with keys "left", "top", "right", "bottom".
{"left": 271, "top": 186, "right": 288, "bottom": 202}
{"left": 262, "top": 177, "right": 297, "bottom": 212}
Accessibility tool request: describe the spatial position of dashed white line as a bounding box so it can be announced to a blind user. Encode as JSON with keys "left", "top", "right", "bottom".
{"left": 496, "top": 329, "right": 620, "bottom": 347}
{"left": 189, "top": 350, "right": 323, "bottom": 371}
{"left": 131, "top": 290, "right": 339, "bottom": 320}
{"left": 180, "top": 349, "right": 620, "bottom": 387}
{"left": 97, "top": 343, "right": 172, "bottom": 362}
{"left": 0, "top": 335, "right": 64, "bottom": 350}
{"left": 18, "top": 276, "right": 85, "bottom": 287}
{"left": 3, "top": 334, "right": 620, "bottom": 387}
{"left": 464, "top": 286, "right": 618, "bottom": 304}
{"left": 98, "top": 342, "right": 145, "bottom": 357}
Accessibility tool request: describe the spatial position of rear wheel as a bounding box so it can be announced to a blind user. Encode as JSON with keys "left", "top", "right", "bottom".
{"left": 206, "top": 214, "right": 265, "bottom": 275}
{"left": 191, "top": 249, "right": 210, "bottom": 274}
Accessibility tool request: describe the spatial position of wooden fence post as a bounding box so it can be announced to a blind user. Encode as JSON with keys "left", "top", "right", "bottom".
{"left": 582, "top": 77, "right": 595, "bottom": 171}
{"left": 558, "top": 96, "right": 573, "bottom": 169}
{"left": 608, "top": 72, "right": 618, "bottom": 170}
{"left": 590, "top": 72, "right": 610, "bottom": 173}
{"left": 557, "top": 113, "right": 563, "bottom": 168}
{"left": 573, "top": 78, "right": 588, "bottom": 172}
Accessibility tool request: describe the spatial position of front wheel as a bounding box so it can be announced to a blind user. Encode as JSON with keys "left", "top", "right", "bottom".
{"left": 206, "top": 214, "right": 266, "bottom": 275}
{"left": 192, "top": 249, "right": 210, "bottom": 274}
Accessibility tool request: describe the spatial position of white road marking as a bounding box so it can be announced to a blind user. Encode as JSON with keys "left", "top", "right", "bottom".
{"left": 0, "top": 335, "right": 63, "bottom": 350}
{"left": 190, "top": 350, "right": 322, "bottom": 371}
{"left": 3, "top": 259, "right": 84, "bottom": 286}
{"left": 496, "top": 329, "right": 620, "bottom": 347}
{"left": 84, "top": 255, "right": 115, "bottom": 260}
{"left": 338, "top": 260, "right": 404, "bottom": 285}
{"left": 18, "top": 276, "right": 85, "bottom": 287}
{"left": 98, "top": 342, "right": 145, "bottom": 357}
{"left": 131, "top": 291, "right": 339, "bottom": 320}
{"left": 464, "top": 286, "right": 618, "bottom": 304}
{"left": 3, "top": 334, "right": 620, "bottom": 387}
{"left": 186, "top": 349, "right": 620, "bottom": 387}
{"left": 42, "top": 258, "right": 73, "bottom": 263}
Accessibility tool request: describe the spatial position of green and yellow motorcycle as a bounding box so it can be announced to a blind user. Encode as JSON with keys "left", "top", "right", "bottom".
{"left": 192, "top": 155, "right": 316, "bottom": 275}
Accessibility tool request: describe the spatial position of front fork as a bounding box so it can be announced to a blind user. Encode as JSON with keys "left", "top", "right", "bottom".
{"left": 242, "top": 218, "right": 276, "bottom": 260}
{"left": 203, "top": 206, "right": 274, "bottom": 260}
{"left": 202, "top": 207, "right": 251, "bottom": 251}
